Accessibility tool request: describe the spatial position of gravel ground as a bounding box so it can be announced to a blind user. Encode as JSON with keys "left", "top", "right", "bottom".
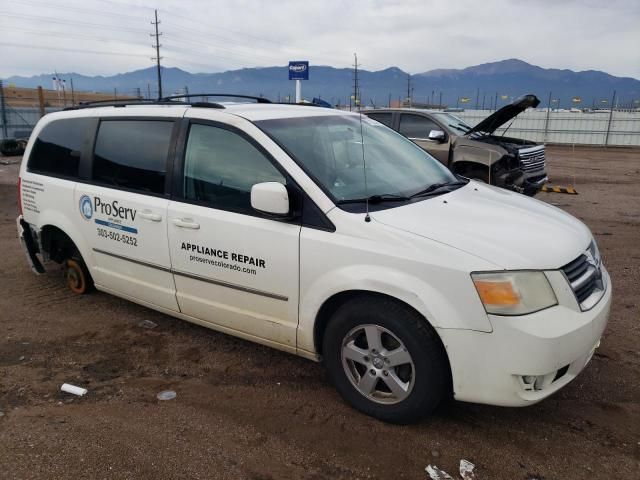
{"left": 0, "top": 146, "right": 639, "bottom": 479}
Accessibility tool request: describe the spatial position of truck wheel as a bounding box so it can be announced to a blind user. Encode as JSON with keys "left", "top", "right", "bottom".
{"left": 322, "top": 296, "right": 448, "bottom": 424}
{"left": 63, "top": 256, "right": 94, "bottom": 294}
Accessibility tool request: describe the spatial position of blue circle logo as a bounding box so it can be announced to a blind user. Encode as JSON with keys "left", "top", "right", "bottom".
{"left": 79, "top": 195, "right": 93, "bottom": 220}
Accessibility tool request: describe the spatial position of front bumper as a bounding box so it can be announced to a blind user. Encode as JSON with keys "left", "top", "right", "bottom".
{"left": 520, "top": 173, "right": 548, "bottom": 196}
{"left": 439, "top": 266, "right": 611, "bottom": 407}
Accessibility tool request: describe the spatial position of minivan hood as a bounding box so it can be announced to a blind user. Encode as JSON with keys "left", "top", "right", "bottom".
{"left": 465, "top": 94, "right": 540, "bottom": 136}
{"left": 372, "top": 182, "right": 591, "bottom": 270}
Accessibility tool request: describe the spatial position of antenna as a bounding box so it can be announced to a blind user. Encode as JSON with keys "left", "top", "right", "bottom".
{"left": 356, "top": 102, "right": 371, "bottom": 222}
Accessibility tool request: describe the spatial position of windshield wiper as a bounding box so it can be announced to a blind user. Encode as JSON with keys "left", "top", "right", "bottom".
{"left": 448, "top": 123, "right": 470, "bottom": 134}
{"left": 337, "top": 193, "right": 410, "bottom": 205}
{"left": 409, "top": 179, "right": 468, "bottom": 198}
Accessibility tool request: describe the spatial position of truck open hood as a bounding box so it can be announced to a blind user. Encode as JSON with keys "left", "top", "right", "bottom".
{"left": 371, "top": 182, "right": 592, "bottom": 270}
{"left": 465, "top": 94, "right": 540, "bottom": 136}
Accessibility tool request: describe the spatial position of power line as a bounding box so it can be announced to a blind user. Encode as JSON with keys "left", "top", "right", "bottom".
{"left": 0, "top": 25, "right": 145, "bottom": 46}
{"left": 5, "top": 0, "right": 147, "bottom": 24}
{"left": 0, "top": 42, "right": 150, "bottom": 58}
{"left": 0, "top": 12, "right": 148, "bottom": 34}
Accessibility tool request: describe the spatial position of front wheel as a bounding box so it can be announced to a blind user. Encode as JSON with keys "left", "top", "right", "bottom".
{"left": 323, "top": 297, "right": 449, "bottom": 424}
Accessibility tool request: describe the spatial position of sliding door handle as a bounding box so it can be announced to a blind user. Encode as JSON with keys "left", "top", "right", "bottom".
{"left": 139, "top": 211, "right": 162, "bottom": 222}
{"left": 171, "top": 218, "right": 200, "bottom": 229}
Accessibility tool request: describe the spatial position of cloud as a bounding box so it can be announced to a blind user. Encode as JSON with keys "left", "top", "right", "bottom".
{"left": 0, "top": 0, "right": 638, "bottom": 78}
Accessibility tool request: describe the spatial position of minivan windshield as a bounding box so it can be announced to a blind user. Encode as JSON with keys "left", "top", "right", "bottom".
{"left": 257, "top": 115, "right": 459, "bottom": 204}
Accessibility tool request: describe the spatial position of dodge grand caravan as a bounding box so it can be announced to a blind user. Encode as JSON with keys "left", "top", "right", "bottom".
{"left": 365, "top": 95, "right": 548, "bottom": 196}
{"left": 17, "top": 95, "right": 610, "bottom": 423}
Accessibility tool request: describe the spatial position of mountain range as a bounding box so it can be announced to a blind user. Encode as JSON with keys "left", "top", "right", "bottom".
{"left": 5, "top": 59, "right": 640, "bottom": 108}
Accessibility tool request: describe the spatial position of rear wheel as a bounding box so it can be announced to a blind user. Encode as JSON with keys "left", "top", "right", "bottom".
{"left": 63, "top": 255, "right": 93, "bottom": 294}
{"left": 322, "top": 296, "right": 449, "bottom": 424}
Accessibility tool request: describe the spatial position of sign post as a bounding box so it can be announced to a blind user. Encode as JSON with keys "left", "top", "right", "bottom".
{"left": 288, "top": 61, "right": 309, "bottom": 103}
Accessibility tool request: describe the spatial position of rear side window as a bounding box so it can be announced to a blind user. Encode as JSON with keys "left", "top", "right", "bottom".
{"left": 28, "top": 118, "right": 92, "bottom": 178}
{"left": 93, "top": 120, "right": 173, "bottom": 194}
{"left": 183, "top": 123, "right": 285, "bottom": 213}
{"left": 399, "top": 114, "right": 441, "bottom": 139}
{"left": 367, "top": 113, "right": 393, "bottom": 128}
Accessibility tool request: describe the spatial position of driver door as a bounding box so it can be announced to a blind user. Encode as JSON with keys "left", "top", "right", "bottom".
{"left": 398, "top": 114, "right": 450, "bottom": 165}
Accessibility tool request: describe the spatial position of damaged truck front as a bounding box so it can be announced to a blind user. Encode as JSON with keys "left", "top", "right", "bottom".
{"left": 365, "top": 94, "right": 548, "bottom": 196}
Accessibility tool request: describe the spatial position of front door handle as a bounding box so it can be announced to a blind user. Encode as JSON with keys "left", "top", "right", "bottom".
{"left": 171, "top": 218, "right": 200, "bottom": 229}
{"left": 139, "top": 210, "right": 162, "bottom": 222}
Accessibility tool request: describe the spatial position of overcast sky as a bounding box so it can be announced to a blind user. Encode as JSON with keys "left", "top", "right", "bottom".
{"left": 1, "top": 0, "right": 639, "bottom": 79}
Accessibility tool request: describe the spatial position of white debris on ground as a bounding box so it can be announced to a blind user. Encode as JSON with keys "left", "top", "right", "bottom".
{"left": 426, "top": 465, "right": 455, "bottom": 480}
{"left": 426, "top": 460, "right": 476, "bottom": 480}
{"left": 459, "top": 459, "right": 476, "bottom": 479}
{"left": 157, "top": 390, "right": 177, "bottom": 401}
{"left": 138, "top": 319, "right": 158, "bottom": 329}
{"left": 60, "top": 383, "right": 88, "bottom": 396}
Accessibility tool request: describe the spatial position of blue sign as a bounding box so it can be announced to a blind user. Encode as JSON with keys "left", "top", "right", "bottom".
{"left": 288, "top": 61, "right": 309, "bottom": 80}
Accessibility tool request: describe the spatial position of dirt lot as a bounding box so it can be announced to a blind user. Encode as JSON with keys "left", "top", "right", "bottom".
{"left": 0, "top": 146, "right": 638, "bottom": 479}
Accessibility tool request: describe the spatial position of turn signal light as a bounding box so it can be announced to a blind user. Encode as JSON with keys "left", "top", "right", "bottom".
{"left": 473, "top": 280, "right": 520, "bottom": 306}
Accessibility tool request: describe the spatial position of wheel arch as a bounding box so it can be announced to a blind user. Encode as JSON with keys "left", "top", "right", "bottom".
{"left": 313, "top": 289, "right": 453, "bottom": 395}
{"left": 451, "top": 160, "right": 488, "bottom": 176}
{"left": 313, "top": 289, "right": 442, "bottom": 355}
{"left": 36, "top": 212, "right": 92, "bottom": 267}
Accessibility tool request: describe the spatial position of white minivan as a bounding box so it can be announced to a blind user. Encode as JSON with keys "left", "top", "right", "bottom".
{"left": 17, "top": 96, "right": 611, "bottom": 423}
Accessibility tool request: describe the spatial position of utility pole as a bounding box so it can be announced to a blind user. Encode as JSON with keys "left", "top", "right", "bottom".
{"left": 37, "top": 86, "right": 45, "bottom": 118}
{"left": 147, "top": 83, "right": 151, "bottom": 100}
{"left": 352, "top": 53, "right": 360, "bottom": 112}
{"left": 475, "top": 88, "right": 479, "bottom": 110}
{"left": 184, "top": 85, "right": 189, "bottom": 97}
{"left": 151, "top": 9, "right": 163, "bottom": 99}
{"left": 438, "top": 92, "right": 442, "bottom": 109}
{"left": 481, "top": 92, "right": 486, "bottom": 110}
{"left": 406, "top": 73, "right": 411, "bottom": 107}
{"left": 604, "top": 90, "right": 616, "bottom": 147}
{"left": 0, "top": 80, "right": 8, "bottom": 139}
{"left": 70, "top": 77, "right": 75, "bottom": 106}
{"left": 543, "top": 91, "right": 552, "bottom": 143}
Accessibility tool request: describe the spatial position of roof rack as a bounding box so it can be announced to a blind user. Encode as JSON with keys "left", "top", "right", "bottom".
{"left": 160, "top": 93, "right": 272, "bottom": 104}
{"left": 63, "top": 93, "right": 272, "bottom": 111}
{"left": 63, "top": 98, "right": 225, "bottom": 111}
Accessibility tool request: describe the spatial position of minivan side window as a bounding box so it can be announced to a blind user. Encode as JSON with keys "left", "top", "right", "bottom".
{"left": 27, "top": 118, "right": 92, "bottom": 178}
{"left": 399, "top": 115, "right": 441, "bottom": 139}
{"left": 183, "top": 123, "right": 285, "bottom": 213}
{"left": 367, "top": 113, "right": 393, "bottom": 128}
{"left": 92, "top": 120, "right": 173, "bottom": 195}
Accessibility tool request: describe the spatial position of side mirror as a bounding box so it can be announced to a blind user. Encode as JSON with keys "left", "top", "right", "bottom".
{"left": 428, "top": 129, "right": 446, "bottom": 141}
{"left": 251, "top": 182, "right": 290, "bottom": 216}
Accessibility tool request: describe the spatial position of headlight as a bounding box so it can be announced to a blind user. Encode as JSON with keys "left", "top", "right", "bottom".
{"left": 471, "top": 271, "right": 557, "bottom": 315}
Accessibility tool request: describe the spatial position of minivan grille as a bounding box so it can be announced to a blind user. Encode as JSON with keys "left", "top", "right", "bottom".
{"left": 561, "top": 243, "right": 604, "bottom": 309}
{"left": 519, "top": 146, "right": 546, "bottom": 174}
